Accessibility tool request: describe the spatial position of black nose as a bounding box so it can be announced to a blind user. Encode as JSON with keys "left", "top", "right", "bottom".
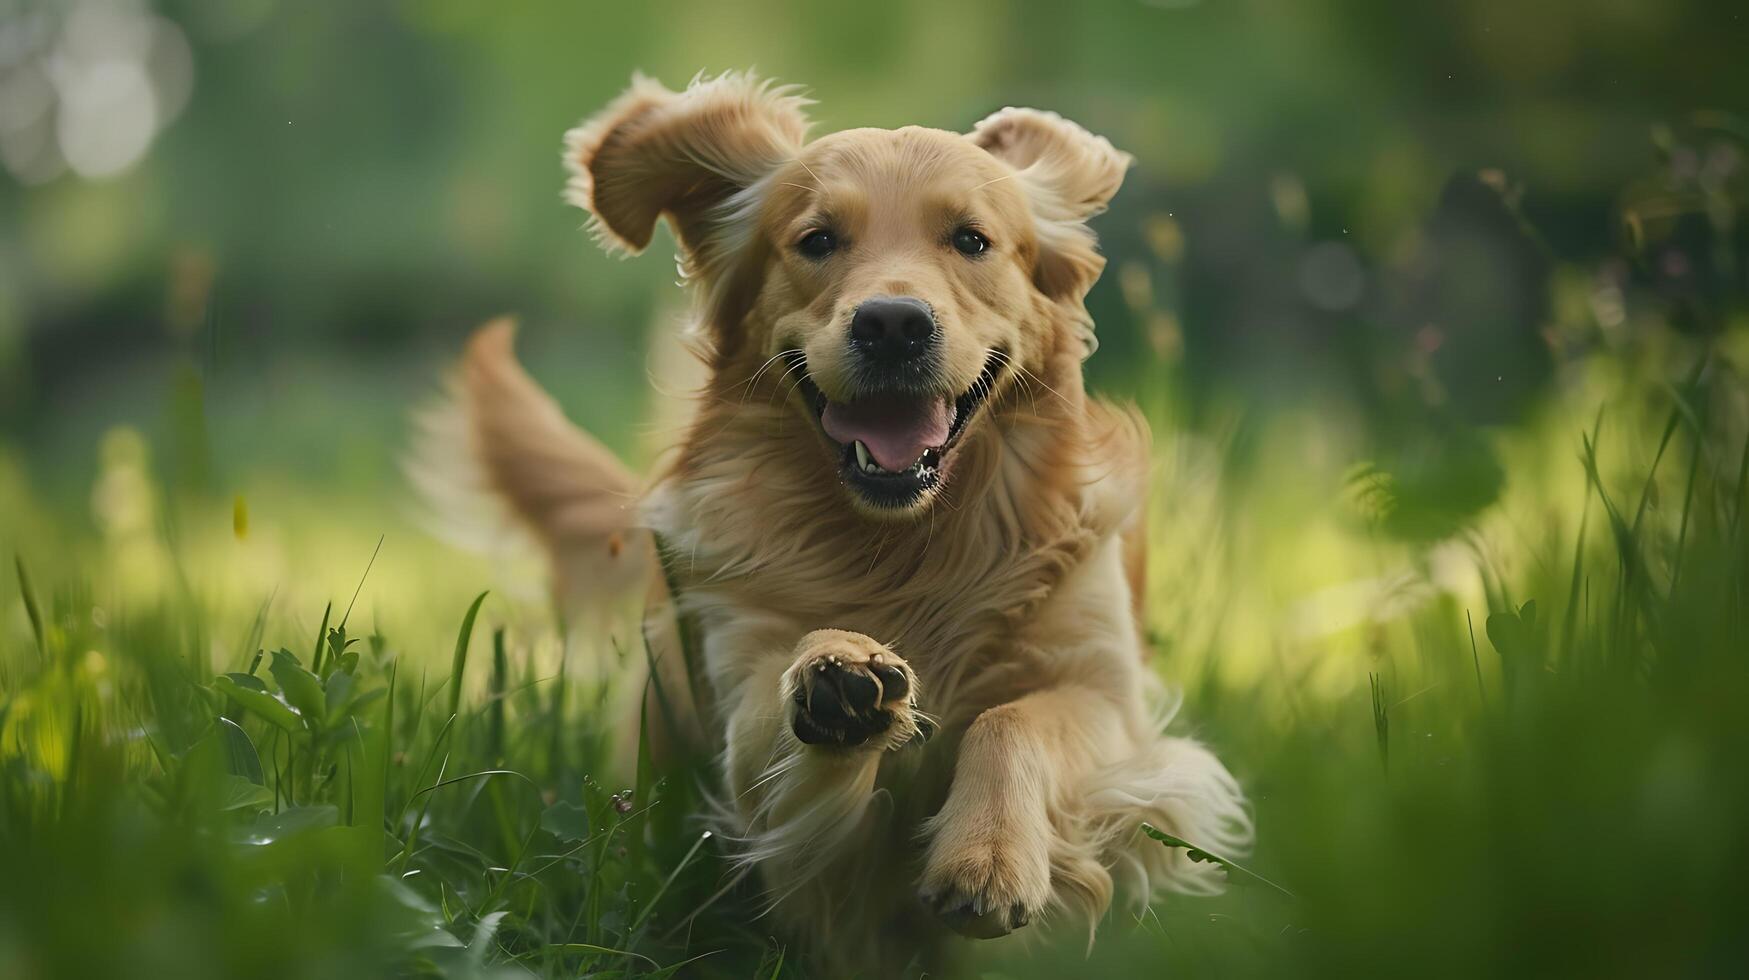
{"left": 850, "top": 296, "right": 937, "bottom": 363}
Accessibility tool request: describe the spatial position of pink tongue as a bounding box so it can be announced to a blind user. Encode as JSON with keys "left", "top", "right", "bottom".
{"left": 821, "top": 393, "right": 953, "bottom": 471}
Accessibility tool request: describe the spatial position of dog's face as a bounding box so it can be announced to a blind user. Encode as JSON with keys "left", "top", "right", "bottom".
{"left": 749, "top": 128, "right": 1042, "bottom": 512}
{"left": 567, "top": 73, "right": 1129, "bottom": 517}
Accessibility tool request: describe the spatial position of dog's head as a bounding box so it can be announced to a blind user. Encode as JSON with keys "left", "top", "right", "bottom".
{"left": 566, "top": 72, "right": 1130, "bottom": 517}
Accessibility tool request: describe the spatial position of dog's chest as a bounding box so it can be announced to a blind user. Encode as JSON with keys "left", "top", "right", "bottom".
{"left": 680, "top": 504, "right": 1100, "bottom": 688}
{"left": 650, "top": 430, "right": 1118, "bottom": 704}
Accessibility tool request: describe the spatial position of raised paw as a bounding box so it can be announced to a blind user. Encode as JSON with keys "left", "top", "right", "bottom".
{"left": 918, "top": 835, "right": 1051, "bottom": 940}
{"left": 784, "top": 629, "right": 925, "bottom": 750}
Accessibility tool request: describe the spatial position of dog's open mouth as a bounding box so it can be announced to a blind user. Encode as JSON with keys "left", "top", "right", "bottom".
{"left": 795, "top": 353, "right": 1003, "bottom": 509}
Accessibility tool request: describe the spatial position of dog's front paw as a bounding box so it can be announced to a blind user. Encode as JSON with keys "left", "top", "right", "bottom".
{"left": 784, "top": 629, "right": 925, "bottom": 750}
{"left": 919, "top": 833, "right": 1051, "bottom": 940}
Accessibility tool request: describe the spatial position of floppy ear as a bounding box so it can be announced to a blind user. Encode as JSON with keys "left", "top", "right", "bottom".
{"left": 564, "top": 71, "right": 811, "bottom": 275}
{"left": 970, "top": 107, "right": 1132, "bottom": 302}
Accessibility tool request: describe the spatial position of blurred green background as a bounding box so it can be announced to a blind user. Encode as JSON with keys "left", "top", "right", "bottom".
{"left": 3, "top": 1, "right": 1749, "bottom": 978}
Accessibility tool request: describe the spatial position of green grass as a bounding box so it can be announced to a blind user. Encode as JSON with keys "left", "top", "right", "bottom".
{"left": 0, "top": 555, "right": 763, "bottom": 979}
{"left": 4, "top": 356, "right": 1749, "bottom": 978}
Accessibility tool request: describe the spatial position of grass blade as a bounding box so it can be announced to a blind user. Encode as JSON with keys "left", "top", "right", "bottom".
{"left": 548, "top": 943, "right": 662, "bottom": 971}
{"left": 488, "top": 628, "right": 507, "bottom": 761}
{"left": 1670, "top": 404, "right": 1706, "bottom": 591}
{"left": 1141, "top": 822, "right": 1294, "bottom": 898}
{"left": 340, "top": 535, "right": 384, "bottom": 629}
{"left": 1369, "top": 672, "right": 1389, "bottom": 769}
{"left": 310, "top": 601, "right": 332, "bottom": 677}
{"left": 447, "top": 592, "right": 489, "bottom": 720}
{"left": 631, "top": 830, "right": 713, "bottom": 933}
{"left": 14, "top": 554, "right": 45, "bottom": 661}
{"left": 1466, "top": 609, "right": 1487, "bottom": 707}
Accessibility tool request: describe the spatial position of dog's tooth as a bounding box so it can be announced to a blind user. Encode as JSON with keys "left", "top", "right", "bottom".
{"left": 853, "top": 440, "right": 871, "bottom": 471}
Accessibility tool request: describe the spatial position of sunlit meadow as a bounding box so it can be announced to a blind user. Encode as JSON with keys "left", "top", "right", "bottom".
{"left": 4, "top": 1, "right": 1748, "bottom": 977}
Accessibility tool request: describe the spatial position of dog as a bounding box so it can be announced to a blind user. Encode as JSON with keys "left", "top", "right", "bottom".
{"left": 437, "top": 71, "right": 1250, "bottom": 975}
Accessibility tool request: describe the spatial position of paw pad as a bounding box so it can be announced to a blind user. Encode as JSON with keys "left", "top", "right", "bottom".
{"left": 789, "top": 647, "right": 916, "bottom": 748}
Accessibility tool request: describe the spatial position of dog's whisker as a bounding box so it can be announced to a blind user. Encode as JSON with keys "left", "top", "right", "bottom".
{"left": 977, "top": 348, "right": 1030, "bottom": 417}
{"left": 741, "top": 756, "right": 798, "bottom": 801}
{"left": 793, "top": 155, "right": 825, "bottom": 189}
{"left": 1002, "top": 352, "right": 1073, "bottom": 412}
{"left": 866, "top": 525, "right": 894, "bottom": 575}
{"left": 762, "top": 360, "right": 811, "bottom": 410}
{"left": 774, "top": 359, "right": 811, "bottom": 398}
{"left": 738, "top": 347, "right": 806, "bottom": 406}
{"left": 971, "top": 171, "right": 1021, "bottom": 192}
{"left": 743, "top": 348, "right": 803, "bottom": 388}
{"left": 990, "top": 349, "right": 1042, "bottom": 417}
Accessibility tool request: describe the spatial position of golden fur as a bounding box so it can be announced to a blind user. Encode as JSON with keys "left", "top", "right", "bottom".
{"left": 445, "top": 71, "right": 1250, "bottom": 976}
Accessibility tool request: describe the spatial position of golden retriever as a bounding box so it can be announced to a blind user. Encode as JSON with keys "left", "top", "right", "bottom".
{"left": 441, "top": 71, "right": 1250, "bottom": 975}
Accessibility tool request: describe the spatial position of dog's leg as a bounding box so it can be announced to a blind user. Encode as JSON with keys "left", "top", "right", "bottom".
{"left": 918, "top": 681, "right": 1251, "bottom": 938}
{"left": 917, "top": 684, "right": 1114, "bottom": 938}
{"left": 720, "top": 629, "right": 924, "bottom": 901}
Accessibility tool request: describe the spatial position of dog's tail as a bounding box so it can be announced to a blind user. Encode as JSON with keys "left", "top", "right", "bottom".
{"left": 407, "top": 318, "right": 652, "bottom": 618}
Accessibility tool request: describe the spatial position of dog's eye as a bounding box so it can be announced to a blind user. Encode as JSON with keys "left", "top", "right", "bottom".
{"left": 796, "top": 230, "right": 838, "bottom": 260}
{"left": 951, "top": 228, "right": 990, "bottom": 257}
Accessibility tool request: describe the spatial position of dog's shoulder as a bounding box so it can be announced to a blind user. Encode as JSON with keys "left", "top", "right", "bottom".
{"left": 1071, "top": 396, "right": 1151, "bottom": 540}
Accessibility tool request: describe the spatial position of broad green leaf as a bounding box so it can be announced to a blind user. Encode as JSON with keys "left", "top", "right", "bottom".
{"left": 222, "top": 671, "right": 267, "bottom": 693}
{"left": 324, "top": 669, "right": 355, "bottom": 723}
{"left": 404, "top": 926, "right": 466, "bottom": 951}
{"left": 540, "top": 800, "right": 590, "bottom": 842}
{"left": 213, "top": 674, "right": 302, "bottom": 733}
{"left": 376, "top": 876, "right": 463, "bottom": 950}
{"left": 467, "top": 910, "right": 507, "bottom": 966}
{"left": 271, "top": 648, "right": 326, "bottom": 728}
{"left": 335, "top": 687, "right": 387, "bottom": 728}
{"left": 216, "top": 716, "right": 265, "bottom": 784}
{"left": 215, "top": 774, "right": 275, "bottom": 812}
{"left": 1486, "top": 611, "right": 1522, "bottom": 656}
{"left": 349, "top": 687, "right": 387, "bottom": 713}
{"left": 236, "top": 804, "right": 338, "bottom": 845}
